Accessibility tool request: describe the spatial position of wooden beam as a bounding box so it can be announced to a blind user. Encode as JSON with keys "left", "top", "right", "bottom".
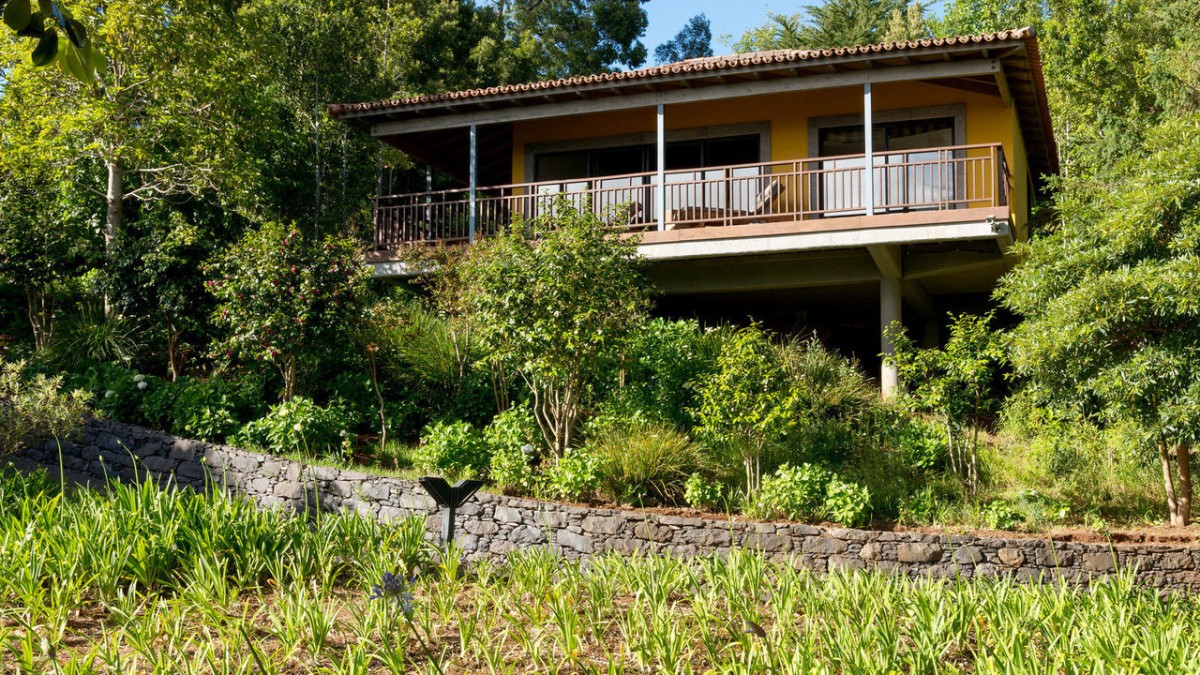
{"left": 370, "top": 60, "right": 1002, "bottom": 137}
{"left": 995, "top": 67, "right": 1012, "bottom": 106}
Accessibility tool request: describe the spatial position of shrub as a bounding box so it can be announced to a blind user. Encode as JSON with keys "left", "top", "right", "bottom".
{"left": 47, "top": 306, "right": 143, "bottom": 370}
{"left": 206, "top": 223, "right": 370, "bottom": 400}
{"left": 413, "top": 420, "right": 489, "bottom": 478}
{"left": 0, "top": 358, "right": 90, "bottom": 456}
{"left": 140, "top": 375, "right": 265, "bottom": 442}
{"left": 894, "top": 417, "right": 948, "bottom": 473}
{"left": 684, "top": 473, "right": 725, "bottom": 512}
{"left": 898, "top": 486, "right": 943, "bottom": 525}
{"left": 611, "top": 318, "right": 724, "bottom": 428}
{"left": 590, "top": 421, "right": 705, "bottom": 505}
{"left": 540, "top": 446, "right": 600, "bottom": 502}
{"left": 235, "top": 397, "right": 353, "bottom": 457}
{"left": 65, "top": 363, "right": 158, "bottom": 426}
{"left": 823, "top": 478, "right": 871, "bottom": 526}
{"left": 459, "top": 202, "right": 650, "bottom": 456}
{"left": 485, "top": 405, "right": 538, "bottom": 493}
{"left": 980, "top": 499, "right": 1024, "bottom": 531}
{"left": 747, "top": 463, "right": 829, "bottom": 521}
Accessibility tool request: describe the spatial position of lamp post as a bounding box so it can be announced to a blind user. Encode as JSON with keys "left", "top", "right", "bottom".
{"left": 417, "top": 476, "right": 484, "bottom": 546}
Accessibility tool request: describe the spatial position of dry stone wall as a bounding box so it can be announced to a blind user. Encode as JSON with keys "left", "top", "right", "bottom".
{"left": 12, "top": 419, "right": 1200, "bottom": 592}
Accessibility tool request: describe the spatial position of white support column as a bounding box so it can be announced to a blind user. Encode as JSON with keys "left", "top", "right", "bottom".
{"left": 469, "top": 124, "right": 477, "bottom": 243}
{"left": 880, "top": 276, "right": 901, "bottom": 397}
{"left": 656, "top": 104, "right": 666, "bottom": 231}
{"left": 863, "top": 82, "right": 875, "bottom": 217}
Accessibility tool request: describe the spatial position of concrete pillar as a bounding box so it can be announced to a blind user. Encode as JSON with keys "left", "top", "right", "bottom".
{"left": 468, "top": 124, "right": 477, "bottom": 242}
{"left": 880, "top": 276, "right": 902, "bottom": 397}
{"left": 656, "top": 103, "right": 666, "bottom": 231}
{"left": 864, "top": 81, "right": 874, "bottom": 217}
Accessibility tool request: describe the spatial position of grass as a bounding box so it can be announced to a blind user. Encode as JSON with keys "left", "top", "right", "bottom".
{"left": 2, "top": 467, "right": 1199, "bottom": 673}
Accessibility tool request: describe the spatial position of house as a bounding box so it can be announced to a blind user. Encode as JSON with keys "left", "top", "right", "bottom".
{"left": 328, "top": 28, "right": 1057, "bottom": 394}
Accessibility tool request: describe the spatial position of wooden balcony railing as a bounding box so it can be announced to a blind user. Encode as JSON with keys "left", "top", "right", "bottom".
{"left": 373, "top": 143, "right": 1010, "bottom": 249}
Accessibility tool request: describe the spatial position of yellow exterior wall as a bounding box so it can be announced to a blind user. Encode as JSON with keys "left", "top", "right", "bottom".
{"left": 510, "top": 81, "right": 1027, "bottom": 230}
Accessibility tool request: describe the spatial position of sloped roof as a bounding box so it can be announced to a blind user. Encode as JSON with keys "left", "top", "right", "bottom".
{"left": 330, "top": 28, "right": 1057, "bottom": 180}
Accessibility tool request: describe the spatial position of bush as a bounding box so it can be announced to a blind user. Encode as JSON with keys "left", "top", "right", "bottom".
{"left": 747, "top": 463, "right": 871, "bottom": 526}
{"left": 747, "top": 463, "right": 829, "bottom": 521}
{"left": 684, "top": 473, "right": 725, "bottom": 512}
{"left": 141, "top": 375, "right": 265, "bottom": 442}
{"left": 609, "top": 318, "right": 723, "bottom": 428}
{"left": 894, "top": 417, "right": 948, "bottom": 473}
{"left": 413, "top": 420, "right": 489, "bottom": 478}
{"left": 235, "top": 397, "right": 353, "bottom": 457}
{"left": 540, "top": 446, "right": 600, "bottom": 502}
{"left": 980, "top": 499, "right": 1024, "bottom": 531}
{"left": 485, "top": 405, "right": 538, "bottom": 494}
{"left": 590, "top": 421, "right": 705, "bottom": 505}
{"left": 65, "top": 363, "right": 156, "bottom": 426}
{"left": 47, "top": 306, "right": 143, "bottom": 370}
{"left": 823, "top": 478, "right": 871, "bottom": 526}
{"left": 1, "top": 358, "right": 90, "bottom": 456}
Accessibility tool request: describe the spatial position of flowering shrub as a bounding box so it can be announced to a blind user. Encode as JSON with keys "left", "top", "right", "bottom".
{"left": 235, "top": 397, "right": 353, "bottom": 457}
{"left": 205, "top": 222, "right": 370, "bottom": 400}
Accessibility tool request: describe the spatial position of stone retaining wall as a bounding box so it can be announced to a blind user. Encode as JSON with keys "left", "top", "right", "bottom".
{"left": 11, "top": 419, "right": 1200, "bottom": 592}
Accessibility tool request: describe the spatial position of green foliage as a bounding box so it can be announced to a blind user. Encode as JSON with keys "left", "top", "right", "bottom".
{"left": 484, "top": 404, "right": 538, "bottom": 493}
{"left": 747, "top": 463, "right": 830, "bottom": 521}
{"left": 589, "top": 421, "right": 705, "bottom": 505}
{"left": 236, "top": 397, "right": 353, "bottom": 457}
{"left": 612, "top": 318, "right": 724, "bottom": 429}
{"left": 540, "top": 446, "right": 601, "bottom": 502}
{"left": 887, "top": 312, "right": 1006, "bottom": 495}
{"left": 823, "top": 477, "right": 872, "bottom": 527}
{"left": 733, "top": 0, "right": 918, "bottom": 52}
{"left": 459, "top": 202, "right": 650, "bottom": 457}
{"left": 0, "top": 358, "right": 89, "bottom": 456}
{"left": 654, "top": 13, "right": 712, "bottom": 64}
{"left": 46, "top": 306, "right": 143, "bottom": 370}
{"left": 683, "top": 473, "right": 725, "bottom": 512}
{"left": 748, "top": 463, "right": 871, "bottom": 526}
{"left": 414, "top": 420, "right": 490, "bottom": 478}
{"left": 206, "top": 223, "right": 370, "bottom": 400}
{"left": 894, "top": 417, "right": 949, "bottom": 473}
{"left": 2, "top": 0, "right": 104, "bottom": 82}
{"left": 980, "top": 499, "right": 1023, "bottom": 531}
{"left": 142, "top": 375, "right": 265, "bottom": 443}
{"left": 998, "top": 115, "right": 1200, "bottom": 525}
{"left": 694, "top": 325, "right": 798, "bottom": 494}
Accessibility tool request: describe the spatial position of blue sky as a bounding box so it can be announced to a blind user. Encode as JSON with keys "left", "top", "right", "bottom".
{"left": 642, "top": 0, "right": 948, "bottom": 60}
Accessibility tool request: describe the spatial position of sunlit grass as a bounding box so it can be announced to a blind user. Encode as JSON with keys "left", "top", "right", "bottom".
{"left": 2, "top": 467, "right": 1198, "bottom": 673}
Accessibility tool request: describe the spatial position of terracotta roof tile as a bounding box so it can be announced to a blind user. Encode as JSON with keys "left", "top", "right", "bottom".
{"left": 327, "top": 28, "right": 1035, "bottom": 117}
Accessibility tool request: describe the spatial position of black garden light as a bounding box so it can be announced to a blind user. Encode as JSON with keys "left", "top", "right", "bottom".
{"left": 418, "top": 476, "right": 484, "bottom": 546}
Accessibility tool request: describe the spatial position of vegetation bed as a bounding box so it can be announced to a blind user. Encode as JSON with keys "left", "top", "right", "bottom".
{"left": 2, "top": 469, "right": 1199, "bottom": 674}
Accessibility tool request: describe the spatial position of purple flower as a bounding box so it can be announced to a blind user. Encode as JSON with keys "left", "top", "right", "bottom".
{"left": 369, "top": 571, "right": 415, "bottom": 616}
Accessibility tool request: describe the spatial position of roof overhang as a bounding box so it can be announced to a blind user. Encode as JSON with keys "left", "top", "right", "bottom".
{"left": 331, "top": 29, "right": 1058, "bottom": 186}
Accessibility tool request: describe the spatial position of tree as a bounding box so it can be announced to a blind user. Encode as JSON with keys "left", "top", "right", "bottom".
{"left": 459, "top": 202, "right": 650, "bottom": 457}
{"left": 881, "top": 4, "right": 929, "bottom": 43}
{"left": 205, "top": 222, "right": 371, "bottom": 401}
{"left": 2, "top": 0, "right": 104, "bottom": 82}
{"left": 732, "top": 0, "right": 913, "bottom": 52}
{"left": 694, "top": 325, "right": 799, "bottom": 496}
{"left": 996, "top": 116, "right": 1200, "bottom": 526}
{"left": 654, "top": 13, "right": 712, "bottom": 64}
{"left": 0, "top": 0, "right": 264, "bottom": 265}
{"left": 496, "top": 0, "right": 649, "bottom": 79}
{"left": 886, "top": 313, "right": 1006, "bottom": 496}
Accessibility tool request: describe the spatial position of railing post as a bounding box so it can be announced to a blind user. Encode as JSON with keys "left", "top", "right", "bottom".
{"left": 864, "top": 82, "right": 874, "bottom": 217}
{"left": 469, "top": 124, "right": 477, "bottom": 243}
{"left": 656, "top": 103, "right": 666, "bottom": 231}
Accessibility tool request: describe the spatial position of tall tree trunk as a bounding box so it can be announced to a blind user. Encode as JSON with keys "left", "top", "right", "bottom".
{"left": 105, "top": 158, "right": 123, "bottom": 254}
{"left": 24, "top": 285, "right": 53, "bottom": 351}
{"left": 1175, "top": 444, "right": 1192, "bottom": 527}
{"left": 1159, "top": 441, "right": 1184, "bottom": 526}
{"left": 104, "top": 158, "right": 124, "bottom": 316}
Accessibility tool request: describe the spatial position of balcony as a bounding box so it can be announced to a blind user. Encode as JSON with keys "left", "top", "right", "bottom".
{"left": 370, "top": 143, "right": 1009, "bottom": 255}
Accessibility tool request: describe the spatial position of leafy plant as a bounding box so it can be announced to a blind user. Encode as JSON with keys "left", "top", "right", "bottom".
{"left": 684, "top": 473, "right": 725, "bottom": 512}
{"left": 47, "top": 306, "right": 143, "bottom": 369}
{"left": 823, "top": 478, "right": 871, "bottom": 527}
{"left": 414, "top": 420, "right": 489, "bottom": 478}
{"left": 485, "top": 405, "right": 538, "bottom": 493}
{"left": 0, "top": 358, "right": 90, "bottom": 456}
{"left": 205, "top": 223, "right": 370, "bottom": 401}
{"left": 540, "top": 446, "right": 600, "bottom": 502}
{"left": 980, "top": 499, "right": 1023, "bottom": 531}
{"left": 235, "top": 397, "right": 353, "bottom": 457}
{"left": 748, "top": 463, "right": 829, "bottom": 521}
{"left": 590, "top": 421, "right": 705, "bottom": 505}
{"left": 694, "top": 325, "right": 798, "bottom": 495}
{"left": 886, "top": 312, "right": 1006, "bottom": 496}
{"left": 459, "top": 201, "right": 650, "bottom": 457}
